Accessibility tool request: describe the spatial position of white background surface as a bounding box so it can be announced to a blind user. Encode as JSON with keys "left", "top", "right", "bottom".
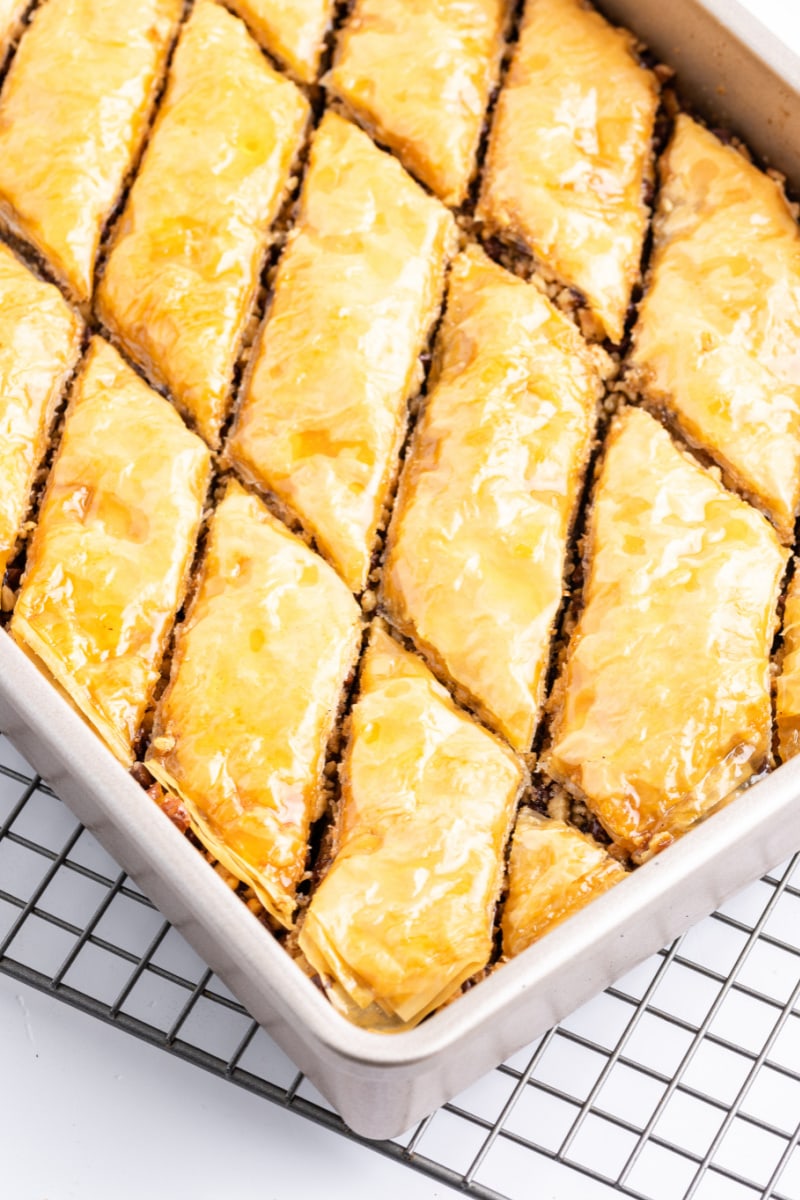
{"left": 3, "top": 3, "right": 800, "bottom": 1199}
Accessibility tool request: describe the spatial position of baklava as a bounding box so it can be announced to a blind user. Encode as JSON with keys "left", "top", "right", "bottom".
{"left": 777, "top": 568, "right": 800, "bottom": 763}
{"left": 545, "top": 406, "right": 787, "bottom": 862}
{"left": 12, "top": 337, "right": 211, "bottom": 766}
{"left": 96, "top": 0, "right": 310, "bottom": 447}
{"left": 299, "top": 625, "right": 524, "bottom": 1029}
{"left": 227, "top": 111, "right": 456, "bottom": 594}
{"left": 146, "top": 481, "right": 362, "bottom": 929}
{"left": 502, "top": 809, "right": 627, "bottom": 959}
{"left": 0, "top": 0, "right": 798, "bottom": 1035}
{"left": 0, "top": 0, "right": 183, "bottom": 308}
{"left": 382, "top": 244, "right": 608, "bottom": 751}
{"left": 0, "top": 244, "right": 82, "bottom": 584}
{"left": 629, "top": 114, "right": 800, "bottom": 543}
{"left": 328, "top": 0, "right": 509, "bottom": 207}
{"left": 478, "top": 0, "right": 659, "bottom": 342}
{"left": 226, "top": 0, "right": 336, "bottom": 84}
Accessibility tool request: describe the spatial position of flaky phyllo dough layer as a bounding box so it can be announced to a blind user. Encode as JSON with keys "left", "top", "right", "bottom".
{"left": 299, "top": 626, "right": 524, "bottom": 1030}
{"left": 545, "top": 408, "right": 786, "bottom": 863}
{"left": 2, "top": 0, "right": 798, "bottom": 1031}
{"left": 146, "top": 481, "right": 362, "bottom": 928}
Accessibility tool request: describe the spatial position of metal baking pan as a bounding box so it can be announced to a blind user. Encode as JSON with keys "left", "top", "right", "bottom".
{"left": 2, "top": 0, "right": 800, "bottom": 1142}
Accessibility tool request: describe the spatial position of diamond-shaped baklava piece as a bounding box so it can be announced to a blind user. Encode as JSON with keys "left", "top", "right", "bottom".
{"left": 96, "top": 0, "right": 310, "bottom": 447}
{"left": 328, "top": 0, "right": 508, "bottom": 207}
{"left": 544, "top": 407, "right": 787, "bottom": 863}
{"left": 502, "top": 809, "right": 626, "bottom": 958}
{"left": 0, "top": 0, "right": 183, "bottom": 307}
{"left": 227, "top": 0, "right": 335, "bottom": 83}
{"left": 382, "top": 245, "right": 608, "bottom": 751}
{"left": 629, "top": 115, "right": 800, "bottom": 543}
{"left": 228, "top": 112, "right": 456, "bottom": 594}
{"left": 0, "top": 245, "right": 82, "bottom": 584}
{"left": 478, "top": 0, "right": 659, "bottom": 343}
{"left": 777, "top": 569, "right": 800, "bottom": 762}
{"left": 12, "top": 338, "right": 211, "bottom": 766}
{"left": 299, "top": 625, "right": 524, "bottom": 1030}
{"left": 146, "top": 481, "right": 362, "bottom": 929}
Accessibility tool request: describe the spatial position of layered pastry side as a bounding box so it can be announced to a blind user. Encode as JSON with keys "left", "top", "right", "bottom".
{"left": 145, "top": 481, "right": 363, "bottom": 929}
{"left": 0, "top": 244, "right": 83, "bottom": 585}
{"left": 298, "top": 625, "right": 524, "bottom": 1030}
{"left": 382, "top": 245, "right": 609, "bottom": 752}
{"left": 226, "top": 0, "right": 336, "bottom": 84}
{"left": 11, "top": 337, "right": 211, "bottom": 767}
{"left": 227, "top": 111, "right": 456, "bottom": 594}
{"left": 502, "top": 809, "right": 627, "bottom": 959}
{"left": 327, "top": 0, "right": 509, "bottom": 207}
{"left": 96, "top": 0, "right": 310, "bottom": 448}
{"left": 0, "top": 0, "right": 183, "bottom": 308}
{"left": 777, "top": 567, "right": 800, "bottom": 763}
{"left": 477, "top": 0, "right": 659, "bottom": 343}
{"left": 0, "top": 0, "right": 30, "bottom": 62}
{"left": 628, "top": 114, "right": 800, "bottom": 543}
{"left": 544, "top": 406, "right": 787, "bottom": 863}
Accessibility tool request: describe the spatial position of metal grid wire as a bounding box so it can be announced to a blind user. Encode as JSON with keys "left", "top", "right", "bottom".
{"left": 1, "top": 732, "right": 800, "bottom": 1200}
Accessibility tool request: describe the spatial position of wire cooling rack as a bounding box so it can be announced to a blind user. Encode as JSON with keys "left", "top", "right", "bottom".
{"left": 1, "top": 731, "right": 799, "bottom": 1200}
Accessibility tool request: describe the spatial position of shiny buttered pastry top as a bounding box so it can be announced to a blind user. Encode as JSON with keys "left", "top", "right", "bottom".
{"left": 228, "top": 111, "right": 456, "bottom": 594}
{"left": 545, "top": 407, "right": 787, "bottom": 862}
{"left": 502, "top": 809, "right": 627, "bottom": 959}
{"left": 227, "top": 0, "right": 336, "bottom": 83}
{"left": 383, "top": 244, "right": 607, "bottom": 751}
{"left": 0, "top": 0, "right": 183, "bottom": 307}
{"left": 478, "top": 0, "right": 659, "bottom": 342}
{"left": 630, "top": 114, "right": 800, "bottom": 543}
{"left": 96, "top": 0, "right": 310, "bottom": 447}
{"left": 146, "top": 482, "right": 362, "bottom": 929}
{"left": 299, "top": 626, "right": 524, "bottom": 1029}
{"left": 0, "top": 244, "right": 82, "bottom": 582}
{"left": 328, "top": 0, "right": 509, "bottom": 207}
{"left": 12, "top": 338, "right": 211, "bottom": 766}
